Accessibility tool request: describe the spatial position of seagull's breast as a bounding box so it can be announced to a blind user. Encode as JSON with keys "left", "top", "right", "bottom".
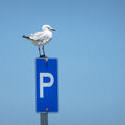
{"left": 45, "top": 30, "right": 52, "bottom": 40}
{"left": 41, "top": 30, "right": 52, "bottom": 45}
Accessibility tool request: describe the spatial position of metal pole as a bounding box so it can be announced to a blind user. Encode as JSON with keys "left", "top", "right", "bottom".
{"left": 40, "top": 113, "right": 48, "bottom": 125}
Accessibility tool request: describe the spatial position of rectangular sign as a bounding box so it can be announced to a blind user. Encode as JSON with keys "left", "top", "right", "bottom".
{"left": 35, "top": 58, "right": 58, "bottom": 113}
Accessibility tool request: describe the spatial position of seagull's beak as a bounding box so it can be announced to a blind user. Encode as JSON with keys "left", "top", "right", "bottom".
{"left": 51, "top": 28, "right": 56, "bottom": 31}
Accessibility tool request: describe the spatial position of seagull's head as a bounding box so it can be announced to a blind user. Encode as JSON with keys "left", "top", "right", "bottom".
{"left": 42, "top": 25, "right": 56, "bottom": 31}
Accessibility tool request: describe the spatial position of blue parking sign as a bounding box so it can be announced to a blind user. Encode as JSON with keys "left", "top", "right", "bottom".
{"left": 35, "top": 58, "right": 58, "bottom": 113}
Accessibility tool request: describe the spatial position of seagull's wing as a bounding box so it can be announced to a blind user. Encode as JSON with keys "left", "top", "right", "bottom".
{"left": 29, "top": 32, "right": 45, "bottom": 41}
{"left": 23, "top": 31, "right": 52, "bottom": 46}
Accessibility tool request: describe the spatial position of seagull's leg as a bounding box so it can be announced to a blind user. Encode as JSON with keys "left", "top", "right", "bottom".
{"left": 39, "top": 46, "right": 42, "bottom": 57}
{"left": 41, "top": 46, "right": 47, "bottom": 59}
{"left": 42, "top": 45, "right": 45, "bottom": 57}
{"left": 42, "top": 46, "right": 48, "bottom": 61}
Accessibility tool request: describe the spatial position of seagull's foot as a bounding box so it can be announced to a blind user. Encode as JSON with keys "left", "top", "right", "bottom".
{"left": 40, "top": 55, "right": 48, "bottom": 62}
{"left": 40, "top": 54, "right": 48, "bottom": 58}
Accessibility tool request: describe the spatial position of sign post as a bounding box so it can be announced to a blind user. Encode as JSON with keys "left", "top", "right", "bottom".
{"left": 35, "top": 58, "right": 58, "bottom": 125}
{"left": 40, "top": 113, "right": 48, "bottom": 125}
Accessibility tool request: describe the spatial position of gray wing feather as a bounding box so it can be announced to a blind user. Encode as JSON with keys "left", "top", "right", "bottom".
{"left": 29, "top": 32, "right": 45, "bottom": 41}
{"left": 27, "top": 31, "right": 52, "bottom": 46}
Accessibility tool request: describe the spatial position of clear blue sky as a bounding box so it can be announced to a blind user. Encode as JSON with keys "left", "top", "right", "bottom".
{"left": 0, "top": 0, "right": 125, "bottom": 125}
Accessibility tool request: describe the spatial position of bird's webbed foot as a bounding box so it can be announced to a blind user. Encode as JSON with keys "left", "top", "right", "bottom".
{"left": 40, "top": 54, "right": 48, "bottom": 58}
{"left": 40, "top": 55, "right": 48, "bottom": 62}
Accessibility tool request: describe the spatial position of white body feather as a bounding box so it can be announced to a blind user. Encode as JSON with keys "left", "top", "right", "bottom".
{"left": 29, "top": 30, "right": 52, "bottom": 46}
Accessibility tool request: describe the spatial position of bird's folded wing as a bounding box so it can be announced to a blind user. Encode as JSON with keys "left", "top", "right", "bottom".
{"left": 29, "top": 32, "right": 46, "bottom": 41}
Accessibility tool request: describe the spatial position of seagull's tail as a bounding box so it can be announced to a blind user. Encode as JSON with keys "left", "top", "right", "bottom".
{"left": 22, "top": 35, "right": 30, "bottom": 40}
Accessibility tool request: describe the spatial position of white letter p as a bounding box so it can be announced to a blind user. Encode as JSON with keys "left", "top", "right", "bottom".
{"left": 40, "top": 73, "right": 54, "bottom": 98}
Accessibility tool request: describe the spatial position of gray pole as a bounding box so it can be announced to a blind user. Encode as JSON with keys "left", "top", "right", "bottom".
{"left": 40, "top": 113, "right": 48, "bottom": 125}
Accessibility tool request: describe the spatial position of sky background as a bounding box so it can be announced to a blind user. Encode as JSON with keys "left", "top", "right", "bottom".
{"left": 0, "top": 0, "right": 125, "bottom": 125}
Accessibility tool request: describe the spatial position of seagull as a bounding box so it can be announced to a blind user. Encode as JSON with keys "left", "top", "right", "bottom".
{"left": 23, "top": 25, "right": 55, "bottom": 57}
